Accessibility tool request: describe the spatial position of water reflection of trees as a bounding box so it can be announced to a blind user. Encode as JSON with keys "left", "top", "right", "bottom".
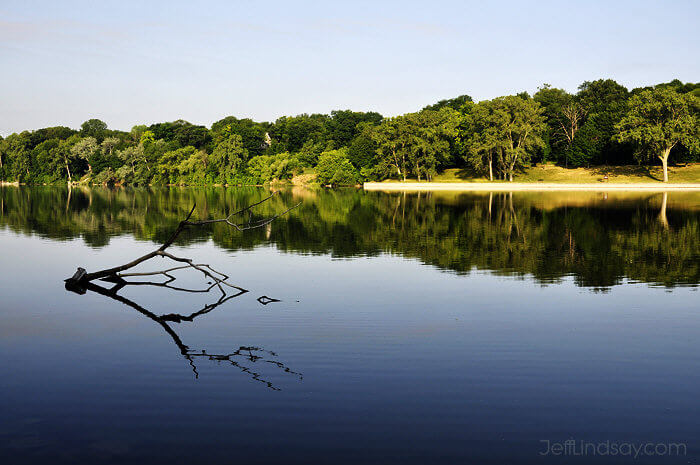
{"left": 1, "top": 185, "right": 698, "bottom": 288}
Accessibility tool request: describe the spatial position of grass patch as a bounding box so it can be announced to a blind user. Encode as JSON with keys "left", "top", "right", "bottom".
{"left": 418, "top": 164, "right": 700, "bottom": 184}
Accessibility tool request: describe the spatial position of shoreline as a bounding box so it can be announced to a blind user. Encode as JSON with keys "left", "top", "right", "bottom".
{"left": 363, "top": 182, "right": 700, "bottom": 191}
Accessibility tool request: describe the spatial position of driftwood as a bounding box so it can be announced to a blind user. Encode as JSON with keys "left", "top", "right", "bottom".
{"left": 63, "top": 191, "right": 302, "bottom": 388}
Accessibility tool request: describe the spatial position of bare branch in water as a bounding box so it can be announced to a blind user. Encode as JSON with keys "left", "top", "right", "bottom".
{"left": 63, "top": 191, "right": 302, "bottom": 388}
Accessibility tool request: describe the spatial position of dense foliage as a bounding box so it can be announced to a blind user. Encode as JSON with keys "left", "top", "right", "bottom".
{"left": 1, "top": 80, "right": 697, "bottom": 185}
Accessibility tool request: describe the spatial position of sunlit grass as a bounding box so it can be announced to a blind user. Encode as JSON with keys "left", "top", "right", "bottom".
{"left": 408, "top": 163, "right": 700, "bottom": 184}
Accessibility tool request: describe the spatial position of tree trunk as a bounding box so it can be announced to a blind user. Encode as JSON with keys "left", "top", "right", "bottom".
{"left": 488, "top": 157, "right": 493, "bottom": 181}
{"left": 65, "top": 158, "right": 72, "bottom": 183}
{"left": 659, "top": 147, "right": 671, "bottom": 183}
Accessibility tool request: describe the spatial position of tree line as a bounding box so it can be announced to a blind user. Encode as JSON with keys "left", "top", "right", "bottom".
{"left": 0, "top": 79, "right": 698, "bottom": 185}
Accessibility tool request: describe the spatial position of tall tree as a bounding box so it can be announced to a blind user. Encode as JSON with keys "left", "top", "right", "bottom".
{"left": 347, "top": 122, "right": 379, "bottom": 169}
{"left": 615, "top": 88, "right": 699, "bottom": 182}
{"left": 498, "top": 96, "right": 546, "bottom": 180}
{"left": 372, "top": 116, "right": 412, "bottom": 181}
{"left": 407, "top": 108, "right": 460, "bottom": 181}
{"left": 71, "top": 137, "right": 98, "bottom": 174}
{"left": 460, "top": 101, "right": 502, "bottom": 181}
{"left": 464, "top": 96, "right": 546, "bottom": 181}
{"left": 571, "top": 79, "right": 630, "bottom": 166}
{"left": 5, "top": 132, "right": 32, "bottom": 181}
{"left": 101, "top": 137, "right": 120, "bottom": 157}
{"left": 270, "top": 114, "right": 329, "bottom": 153}
{"left": 211, "top": 117, "right": 270, "bottom": 157}
{"left": 117, "top": 145, "right": 149, "bottom": 179}
{"left": 327, "top": 110, "right": 383, "bottom": 148}
{"left": 50, "top": 137, "right": 80, "bottom": 183}
{"left": 211, "top": 134, "right": 248, "bottom": 182}
{"left": 533, "top": 85, "right": 574, "bottom": 162}
{"left": 80, "top": 119, "right": 108, "bottom": 142}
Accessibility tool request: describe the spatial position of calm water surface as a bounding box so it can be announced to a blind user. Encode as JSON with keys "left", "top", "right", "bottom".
{"left": 0, "top": 187, "right": 698, "bottom": 464}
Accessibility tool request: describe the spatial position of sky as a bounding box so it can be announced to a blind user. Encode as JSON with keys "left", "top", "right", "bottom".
{"left": 1, "top": 0, "right": 698, "bottom": 135}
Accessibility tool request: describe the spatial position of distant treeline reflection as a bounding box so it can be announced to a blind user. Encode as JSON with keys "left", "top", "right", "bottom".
{"left": 1, "top": 186, "right": 698, "bottom": 289}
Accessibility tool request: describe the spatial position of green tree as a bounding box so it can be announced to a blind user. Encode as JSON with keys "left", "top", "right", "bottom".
{"left": 155, "top": 146, "right": 197, "bottom": 184}
{"left": 459, "top": 101, "right": 501, "bottom": 180}
{"left": 347, "top": 122, "right": 379, "bottom": 169}
{"left": 371, "top": 108, "right": 459, "bottom": 181}
{"left": 80, "top": 119, "right": 108, "bottom": 142}
{"left": 326, "top": 110, "right": 383, "bottom": 147}
{"left": 101, "top": 137, "right": 120, "bottom": 157}
{"left": 572, "top": 79, "right": 630, "bottom": 166}
{"left": 211, "top": 117, "right": 270, "bottom": 157}
{"left": 3, "top": 133, "right": 32, "bottom": 181}
{"left": 372, "top": 116, "right": 412, "bottom": 180}
{"left": 533, "top": 85, "right": 585, "bottom": 165}
{"left": 130, "top": 125, "right": 148, "bottom": 144}
{"left": 407, "top": 108, "right": 460, "bottom": 181}
{"left": 423, "top": 94, "right": 472, "bottom": 111}
{"left": 50, "top": 136, "right": 80, "bottom": 183}
{"left": 463, "top": 96, "right": 546, "bottom": 181}
{"left": 246, "top": 152, "right": 300, "bottom": 183}
{"left": 296, "top": 139, "right": 327, "bottom": 167}
{"left": 148, "top": 120, "right": 210, "bottom": 149}
{"left": 615, "top": 88, "right": 699, "bottom": 182}
{"left": 70, "top": 137, "right": 98, "bottom": 175}
{"left": 211, "top": 134, "right": 248, "bottom": 183}
{"left": 178, "top": 149, "right": 211, "bottom": 184}
{"left": 117, "top": 145, "right": 150, "bottom": 184}
{"left": 32, "top": 139, "right": 63, "bottom": 182}
{"left": 29, "top": 126, "right": 76, "bottom": 148}
{"left": 316, "top": 148, "right": 359, "bottom": 186}
{"left": 270, "top": 114, "right": 329, "bottom": 153}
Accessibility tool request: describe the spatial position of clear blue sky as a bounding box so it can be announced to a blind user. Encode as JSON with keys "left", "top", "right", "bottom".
{"left": 1, "top": 0, "right": 697, "bottom": 135}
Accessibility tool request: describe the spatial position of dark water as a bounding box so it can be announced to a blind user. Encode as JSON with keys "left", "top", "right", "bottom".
{"left": 0, "top": 186, "right": 698, "bottom": 464}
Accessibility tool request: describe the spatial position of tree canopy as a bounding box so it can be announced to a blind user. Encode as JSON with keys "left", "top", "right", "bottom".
{"left": 0, "top": 79, "right": 697, "bottom": 185}
{"left": 615, "top": 88, "right": 699, "bottom": 182}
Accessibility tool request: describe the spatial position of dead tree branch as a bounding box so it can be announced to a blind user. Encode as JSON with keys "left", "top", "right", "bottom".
{"left": 62, "top": 191, "right": 303, "bottom": 388}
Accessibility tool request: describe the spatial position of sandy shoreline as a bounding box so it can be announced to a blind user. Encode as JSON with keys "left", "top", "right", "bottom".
{"left": 363, "top": 182, "right": 700, "bottom": 191}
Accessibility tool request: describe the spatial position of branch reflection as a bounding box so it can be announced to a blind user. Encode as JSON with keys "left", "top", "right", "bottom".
{"left": 65, "top": 263, "right": 302, "bottom": 390}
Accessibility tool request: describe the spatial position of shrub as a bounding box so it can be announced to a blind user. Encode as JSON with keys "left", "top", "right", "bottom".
{"left": 315, "top": 148, "right": 359, "bottom": 185}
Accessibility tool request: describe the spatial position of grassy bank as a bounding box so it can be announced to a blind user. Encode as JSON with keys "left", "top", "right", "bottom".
{"left": 385, "top": 164, "right": 700, "bottom": 184}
